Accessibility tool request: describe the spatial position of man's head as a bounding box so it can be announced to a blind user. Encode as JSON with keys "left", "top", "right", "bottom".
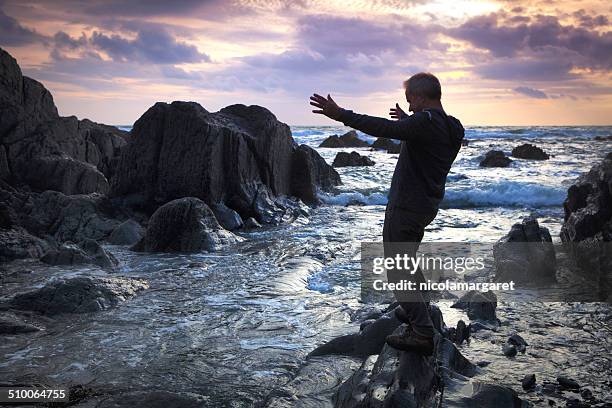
{"left": 403, "top": 72, "right": 441, "bottom": 112}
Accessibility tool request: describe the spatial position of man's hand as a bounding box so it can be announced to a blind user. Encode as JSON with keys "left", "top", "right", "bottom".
{"left": 389, "top": 103, "right": 407, "bottom": 120}
{"left": 310, "top": 93, "right": 343, "bottom": 121}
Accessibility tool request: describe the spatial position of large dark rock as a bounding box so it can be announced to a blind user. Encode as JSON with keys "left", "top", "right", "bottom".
{"left": 138, "top": 197, "right": 241, "bottom": 253}
{"left": 461, "top": 383, "right": 529, "bottom": 407}
{"left": 512, "top": 143, "right": 549, "bottom": 160}
{"left": 41, "top": 239, "right": 118, "bottom": 268}
{"left": 479, "top": 150, "right": 512, "bottom": 167}
{"left": 0, "top": 312, "right": 40, "bottom": 334}
{"left": 0, "top": 48, "right": 127, "bottom": 194}
{"left": 8, "top": 276, "right": 148, "bottom": 316}
{"left": 319, "top": 130, "right": 370, "bottom": 148}
{"left": 111, "top": 102, "right": 340, "bottom": 219}
{"left": 107, "top": 219, "right": 144, "bottom": 245}
{"left": 211, "top": 202, "right": 243, "bottom": 231}
{"left": 494, "top": 216, "right": 557, "bottom": 284}
{"left": 0, "top": 227, "right": 50, "bottom": 261}
{"left": 451, "top": 290, "right": 498, "bottom": 322}
{"left": 560, "top": 154, "right": 612, "bottom": 300}
{"left": 332, "top": 151, "right": 375, "bottom": 167}
{"left": 371, "top": 137, "right": 397, "bottom": 151}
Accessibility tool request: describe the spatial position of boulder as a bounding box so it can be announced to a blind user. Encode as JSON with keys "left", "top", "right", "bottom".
{"left": 451, "top": 290, "right": 498, "bottom": 322}
{"left": 108, "top": 219, "right": 144, "bottom": 245}
{"left": 332, "top": 151, "right": 375, "bottom": 167}
{"left": 211, "top": 203, "right": 243, "bottom": 231}
{"left": 511, "top": 143, "right": 549, "bottom": 160}
{"left": 521, "top": 374, "right": 536, "bottom": 390}
{"left": 243, "top": 217, "right": 262, "bottom": 229}
{"left": 494, "top": 216, "right": 557, "bottom": 284}
{"left": 461, "top": 383, "right": 529, "bottom": 407}
{"left": 111, "top": 102, "right": 340, "bottom": 217}
{"left": 319, "top": 130, "right": 370, "bottom": 148}
{"left": 371, "top": 137, "right": 396, "bottom": 151}
{"left": 479, "top": 150, "right": 512, "bottom": 167}
{"left": 387, "top": 143, "right": 401, "bottom": 154}
{"left": 560, "top": 153, "right": 612, "bottom": 301}
{"left": 138, "top": 197, "right": 241, "bottom": 253}
{"left": 8, "top": 276, "right": 148, "bottom": 316}
{"left": 0, "top": 48, "right": 127, "bottom": 194}
{"left": 41, "top": 239, "right": 117, "bottom": 268}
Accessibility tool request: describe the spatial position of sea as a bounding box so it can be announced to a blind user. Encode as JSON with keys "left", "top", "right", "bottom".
{"left": 1, "top": 125, "right": 611, "bottom": 406}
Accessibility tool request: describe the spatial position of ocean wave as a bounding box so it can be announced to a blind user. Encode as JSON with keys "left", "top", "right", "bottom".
{"left": 318, "top": 181, "right": 565, "bottom": 209}
{"left": 318, "top": 191, "right": 388, "bottom": 206}
{"left": 442, "top": 181, "right": 565, "bottom": 208}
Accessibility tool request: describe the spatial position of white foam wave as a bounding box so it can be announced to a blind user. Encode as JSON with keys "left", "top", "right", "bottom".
{"left": 442, "top": 181, "right": 565, "bottom": 208}
{"left": 317, "top": 191, "right": 388, "bottom": 206}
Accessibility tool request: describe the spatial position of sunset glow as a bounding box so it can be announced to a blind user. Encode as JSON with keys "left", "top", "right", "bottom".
{"left": 1, "top": 0, "right": 610, "bottom": 125}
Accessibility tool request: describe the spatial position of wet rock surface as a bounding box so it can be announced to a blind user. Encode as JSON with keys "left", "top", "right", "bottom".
{"left": 41, "top": 239, "right": 118, "bottom": 268}
{"left": 332, "top": 151, "right": 375, "bottom": 167}
{"left": 8, "top": 275, "right": 148, "bottom": 316}
{"left": 560, "top": 153, "right": 612, "bottom": 301}
{"left": 319, "top": 130, "right": 370, "bottom": 148}
{"left": 137, "top": 197, "right": 241, "bottom": 253}
{"left": 479, "top": 150, "right": 512, "bottom": 167}
{"left": 512, "top": 143, "right": 550, "bottom": 160}
{"left": 494, "top": 216, "right": 557, "bottom": 284}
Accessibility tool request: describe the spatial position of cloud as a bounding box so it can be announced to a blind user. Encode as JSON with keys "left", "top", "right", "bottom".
{"left": 0, "top": 9, "right": 45, "bottom": 46}
{"left": 513, "top": 86, "right": 547, "bottom": 98}
{"left": 449, "top": 12, "right": 612, "bottom": 71}
{"left": 90, "top": 29, "right": 210, "bottom": 64}
{"left": 475, "top": 57, "right": 575, "bottom": 81}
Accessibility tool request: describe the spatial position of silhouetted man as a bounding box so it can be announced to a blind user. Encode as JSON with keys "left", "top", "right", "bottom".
{"left": 310, "top": 73, "right": 464, "bottom": 355}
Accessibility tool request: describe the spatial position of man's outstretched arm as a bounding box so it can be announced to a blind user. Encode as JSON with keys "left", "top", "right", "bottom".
{"left": 309, "top": 93, "right": 427, "bottom": 141}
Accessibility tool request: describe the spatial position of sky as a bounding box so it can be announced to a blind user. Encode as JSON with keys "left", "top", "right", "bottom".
{"left": 1, "top": 0, "right": 611, "bottom": 126}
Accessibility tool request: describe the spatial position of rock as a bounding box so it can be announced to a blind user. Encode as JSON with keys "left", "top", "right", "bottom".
{"left": 319, "top": 130, "right": 370, "bottom": 148}
{"left": 479, "top": 150, "right": 512, "bottom": 167}
{"left": 0, "top": 48, "right": 127, "bottom": 195}
{"left": 371, "top": 137, "right": 397, "bottom": 151}
{"left": 21, "top": 191, "right": 119, "bottom": 243}
{"left": 332, "top": 151, "right": 375, "bottom": 167}
{"left": 452, "top": 319, "right": 470, "bottom": 345}
{"left": 111, "top": 102, "right": 340, "bottom": 217}
{"left": 462, "top": 383, "right": 529, "bottom": 407}
{"left": 139, "top": 197, "right": 241, "bottom": 253}
{"left": 0, "top": 313, "right": 41, "bottom": 334}
{"left": 452, "top": 290, "right": 498, "bottom": 322}
{"left": 494, "top": 216, "right": 557, "bottom": 284}
{"left": 560, "top": 154, "right": 612, "bottom": 301}
{"left": 309, "top": 307, "right": 402, "bottom": 358}
{"left": 211, "top": 202, "right": 243, "bottom": 231}
{"left": 41, "top": 239, "right": 117, "bottom": 268}
{"left": 9, "top": 276, "right": 148, "bottom": 315}
{"left": 290, "top": 144, "right": 342, "bottom": 204}
{"left": 0, "top": 227, "right": 50, "bottom": 261}
{"left": 512, "top": 143, "right": 550, "bottom": 160}
{"left": 502, "top": 343, "right": 518, "bottom": 357}
{"left": 108, "top": 219, "right": 144, "bottom": 245}
{"left": 243, "top": 217, "right": 262, "bottom": 229}
{"left": 557, "top": 376, "right": 580, "bottom": 390}
{"left": 522, "top": 374, "right": 537, "bottom": 390}
{"left": 508, "top": 333, "right": 528, "bottom": 353}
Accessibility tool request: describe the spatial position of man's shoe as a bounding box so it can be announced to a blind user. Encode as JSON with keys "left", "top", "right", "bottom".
{"left": 386, "top": 333, "right": 434, "bottom": 355}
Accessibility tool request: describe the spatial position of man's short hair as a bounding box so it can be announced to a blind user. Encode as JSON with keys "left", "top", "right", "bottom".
{"left": 403, "top": 73, "right": 441, "bottom": 100}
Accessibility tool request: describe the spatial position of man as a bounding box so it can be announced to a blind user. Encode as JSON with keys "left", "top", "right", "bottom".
{"left": 310, "top": 72, "right": 464, "bottom": 355}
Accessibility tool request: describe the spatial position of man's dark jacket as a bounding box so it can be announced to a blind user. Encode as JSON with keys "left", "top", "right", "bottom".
{"left": 338, "top": 108, "right": 464, "bottom": 212}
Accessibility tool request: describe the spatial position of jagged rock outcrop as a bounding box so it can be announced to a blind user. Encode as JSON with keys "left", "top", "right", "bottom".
{"left": 332, "top": 151, "right": 375, "bottom": 167}
{"left": 0, "top": 47, "right": 127, "bottom": 195}
{"left": 479, "top": 150, "right": 512, "bottom": 167}
{"left": 319, "top": 130, "right": 370, "bottom": 148}
{"left": 371, "top": 137, "right": 397, "bottom": 151}
{"left": 111, "top": 102, "right": 341, "bottom": 222}
{"left": 512, "top": 143, "right": 549, "bottom": 160}
{"left": 8, "top": 276, "right": 148, "bottom": 316}
{"left": 135, "top": 197, "right": 241, "bottom": 253}
{"left": 560, "top": 153, "right": 612, "bottom": 301}
{"left": 494, "top": 216, "right": 557, "bottom": 284}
